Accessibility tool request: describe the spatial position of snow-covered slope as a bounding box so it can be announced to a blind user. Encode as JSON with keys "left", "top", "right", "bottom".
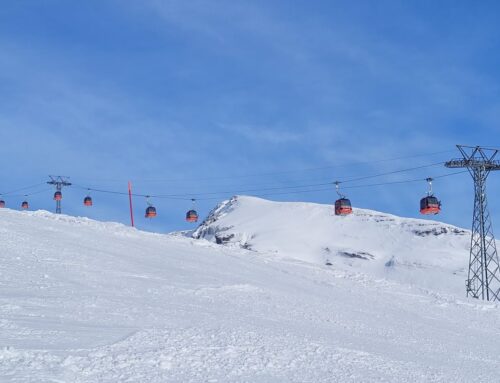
{"left": 192, "top": 196, "right": 470, "bottom": 294}
{"left": 2, "top": 207, "right": 500, "bottom": 382}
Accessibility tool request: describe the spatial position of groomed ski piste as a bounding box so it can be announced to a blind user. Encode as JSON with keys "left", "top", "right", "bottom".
{"left": 1, "top": 196, "right": 500, "bottom": 382}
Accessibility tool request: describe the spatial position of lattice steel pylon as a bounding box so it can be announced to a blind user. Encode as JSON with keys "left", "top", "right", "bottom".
{"left": 445, "top": 145, "right": 500, "bottom": 301}
{"left": 47, "top": 175, "right": 71, "bottom": 214}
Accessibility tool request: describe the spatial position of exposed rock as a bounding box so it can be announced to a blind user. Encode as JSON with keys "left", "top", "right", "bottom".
{"left": 337, "top": 251, "right": 375, "bottom": 260}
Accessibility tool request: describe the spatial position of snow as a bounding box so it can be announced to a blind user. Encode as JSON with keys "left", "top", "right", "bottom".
{"left": 1, "top": 199, "right": 500, "bottom": 382}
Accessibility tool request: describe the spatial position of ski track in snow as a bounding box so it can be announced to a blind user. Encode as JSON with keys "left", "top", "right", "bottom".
{"left": 0, "top": 205, "right": 500, "bottom": 382}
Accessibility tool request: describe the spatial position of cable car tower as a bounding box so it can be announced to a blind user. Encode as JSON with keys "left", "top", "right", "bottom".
{"left": 47, "top": 175, "right": 71, "bottom": 214}
{"left": 445, "top": 145, "right": 500, "bottom": 301}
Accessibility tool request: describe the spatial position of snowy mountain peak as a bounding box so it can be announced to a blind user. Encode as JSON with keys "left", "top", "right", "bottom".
{"left": 192, "top": 195, "right": 470, "bottom": 294}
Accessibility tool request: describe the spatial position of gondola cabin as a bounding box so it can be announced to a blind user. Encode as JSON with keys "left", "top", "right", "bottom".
{"left": 420, "top": 196, "right": 441, "bottom": 215}
{"left": 21, "top": 201, "right": 29, "bottom": 210}
{"left": 54, "top": 191, "right": 62, "bottom": 201}
{"left": 335, "top": 198, "right": 352, "bottom": 216}
{"left": 186, "top": 209, "right": 198, "bottom": 223}
{"left": 145, "top": 206, "right": 157, "bottom": 218}
{"left": 83, "top": 196, "right": 93, "bottom": 206}
{"left": 0, "top": 200, "right": 5, "bottom": 208}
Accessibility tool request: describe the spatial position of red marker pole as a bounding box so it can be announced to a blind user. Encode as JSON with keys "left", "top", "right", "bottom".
{"left": 128, "top": 181, "right": 135, "bottom": 227}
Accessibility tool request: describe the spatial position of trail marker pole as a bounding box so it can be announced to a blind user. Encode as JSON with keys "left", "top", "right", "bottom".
{"left": 128, "top": 181, "right": 135, "bottom": 227}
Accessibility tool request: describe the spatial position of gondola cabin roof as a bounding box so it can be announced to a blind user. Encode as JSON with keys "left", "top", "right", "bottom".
{"left": 335, "top": 198, "right": 351, "bottom": 206}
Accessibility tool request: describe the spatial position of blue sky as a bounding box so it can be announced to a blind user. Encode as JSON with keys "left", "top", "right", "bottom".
{"left": 1, "top": 0, "right": 499, "bottom": 233}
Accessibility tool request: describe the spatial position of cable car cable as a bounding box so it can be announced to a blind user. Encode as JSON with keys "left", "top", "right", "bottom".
{"left": 255, "top": 170, "right": 468, "bottom": 198}
{"left": 72, "top": 163, "right": 459, "bottom": 202}
{"left": 73, "top": 149, "right": 455, "bottom": 184}
{"left": 71, "top": 184, "right": 194, "bottom": 201}
{"left": 145, "top": 161, "right": 447, "bottom": 198}
{"left": 0, "top": 182, "right": 46, "bottom": 196}
{"left": 340, "top": 161, "right": 445, "bottom": 184}
{"left": 6, "top": 187, "right": 53, "bottom": 198}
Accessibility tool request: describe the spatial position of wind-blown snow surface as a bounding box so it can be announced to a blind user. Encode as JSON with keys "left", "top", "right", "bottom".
{"left": 1, "top": 205, "right": 500, "bottom": 382}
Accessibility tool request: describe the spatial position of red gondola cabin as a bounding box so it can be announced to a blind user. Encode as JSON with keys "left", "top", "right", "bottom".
{"left": 420, "top": 196, "right": 441, "bottom": 215}
{"left": 54, "top": 191, "right": 62, "bottom": 201}
{"left": 145, "top": 206, "right": 157, "bottom": 218}
{"left": 21, "top": 201, "right": 29, "bottom": 210}
{"left": 0, "top": 200, "right": 5, "bottom": 208}
{"left": 186, "top": 209, "right": 198, "bottom": 223}
{"left": 335, "top": 198, "right": 352, "bottom": 216}
{"left": 83, "top": 196, "right": 93, "bottom": 206}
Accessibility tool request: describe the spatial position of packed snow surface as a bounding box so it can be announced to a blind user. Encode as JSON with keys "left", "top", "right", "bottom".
{"left": 1, "top": 198, "right": 500, "bottom": 382}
